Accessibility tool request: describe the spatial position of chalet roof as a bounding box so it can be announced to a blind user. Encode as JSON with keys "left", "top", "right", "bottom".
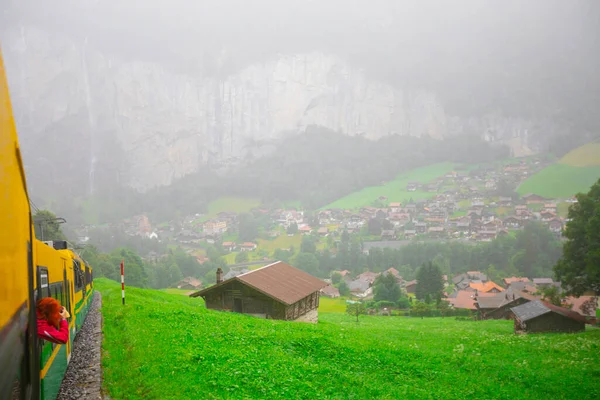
{"left": 504, "top": 277, "right": 530, "bottom": 285}
{"left": 470, "top": 281, "right": 504, "bottom": 293}
{"left": 564, "top": 296, "right": 599, "bottom": 317}
{"left": 533, "top": 278, "right": 554, "bottom": 285}
{"left": 320, "top": 285, "right": 340, "bottom": 297}
{"left": 348, "top": 278, "right": 370, "bottom": 292}
{"left": 476, "top": 295, "right": 505, "bottom": 309}
{"left": 511, "top": 300, "right": 590, "bottom": 324}
{"left": 447, "top": 290, "right": 477, "bottom": 310}
{"left": 191, "top": 261, "right": 327, "bottom": 305}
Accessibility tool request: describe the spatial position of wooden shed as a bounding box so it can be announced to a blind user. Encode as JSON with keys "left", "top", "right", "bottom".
{"left": 510, "top": 300, "right": 588, "bottom": 334}
{"left": 190, "top": 261, "right": 327, "bottom": 323}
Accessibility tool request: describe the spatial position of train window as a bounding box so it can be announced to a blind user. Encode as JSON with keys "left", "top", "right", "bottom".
{"left": 37, "top": 266, "right": 50, "bottom": 299}
{"left": 74, "top": 259, "right": 83, "bottom": 290}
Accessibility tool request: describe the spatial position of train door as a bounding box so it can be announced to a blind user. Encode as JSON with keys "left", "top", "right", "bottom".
{"left": 62, "top": 264, "right": 72, "bottom": 362}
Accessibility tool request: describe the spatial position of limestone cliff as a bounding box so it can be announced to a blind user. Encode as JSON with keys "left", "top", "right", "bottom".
{"left": 3, "top": 25, "right": 547, "bottom": 192}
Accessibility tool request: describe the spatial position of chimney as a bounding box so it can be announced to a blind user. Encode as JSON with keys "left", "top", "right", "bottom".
{"left": 216, "top": 267, "right": 223, "bottom": 284}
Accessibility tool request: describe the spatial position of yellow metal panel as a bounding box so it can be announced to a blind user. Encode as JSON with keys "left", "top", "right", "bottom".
{"left": 0, "top": 49, "right": 31, "bottom": 328}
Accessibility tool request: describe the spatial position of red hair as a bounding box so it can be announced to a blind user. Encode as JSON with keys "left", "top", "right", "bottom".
{"left": 36, "top": 298, "right": 62, "bottom": 329}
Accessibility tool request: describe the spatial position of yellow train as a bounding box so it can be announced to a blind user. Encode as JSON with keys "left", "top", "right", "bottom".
{"left": 0, "top": 48, "right": 94, "bottom": 400}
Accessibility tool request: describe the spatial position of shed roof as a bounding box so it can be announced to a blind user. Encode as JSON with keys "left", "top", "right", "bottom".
{"left": 191, "top": 261, "right": 327, "bottom": 306}
{"left": 511, "top": 300, "right": 590, "bottom": 324}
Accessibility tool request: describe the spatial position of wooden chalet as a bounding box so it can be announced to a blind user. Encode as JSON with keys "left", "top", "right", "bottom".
{"left": 190, "top": 261, "right": 327, "bottom": 323}
{"left": 510, "top": 300, "right": 590, "bottom": 333}
{"left": 480, "top": 290, "right": 538, "bottom": 320}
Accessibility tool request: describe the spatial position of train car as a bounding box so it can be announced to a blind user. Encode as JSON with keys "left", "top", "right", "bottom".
{"left": 33, "top": 240, "right": 74, "bottom": 400}
{"left": 0, "top": 47, "right": 39, "bottom": 400}
{"left": 60, "top": 250, "right": 94, "bottom": 332}
{"left": 0, "top": 48, "right": 94, "bottom": 400}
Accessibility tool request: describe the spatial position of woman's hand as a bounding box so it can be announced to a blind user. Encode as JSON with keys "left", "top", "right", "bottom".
{"left": 59, "top": 307, "right": 70, "bottom": 319}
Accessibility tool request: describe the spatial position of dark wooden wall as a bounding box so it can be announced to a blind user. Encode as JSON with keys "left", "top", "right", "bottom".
{"left": 203, "top": 281, "right": 321, "bottom": 321}
{"left": 524, "top": 313, "right": 585, "bottom": 333}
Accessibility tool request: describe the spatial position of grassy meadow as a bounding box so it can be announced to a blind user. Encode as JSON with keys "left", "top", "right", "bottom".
{"left": 518, "top": 142, "right": 600, "bottom": 199}
{"left": 196, "top": 197, "right": 261, "bottom": 223}
{"left": 558, "top": 142, "right": 600, "bottom": 167}
{"left": 517, "top": 164, "right": 600, "bottom": 198}
{"left": 322, "top": 163, "right": 456, "bottom": 210}
{"left": 98, "top": 279, "right": 600, "bottom": 400}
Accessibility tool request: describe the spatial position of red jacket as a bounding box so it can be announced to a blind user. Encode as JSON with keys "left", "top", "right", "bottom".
{"left": 37, "top": 318, "right": 69, "bottom": 344}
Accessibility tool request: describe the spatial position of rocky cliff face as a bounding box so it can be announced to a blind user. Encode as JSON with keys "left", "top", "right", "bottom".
{"left": 4, "top": 25, "right": 549, "bottom": 192}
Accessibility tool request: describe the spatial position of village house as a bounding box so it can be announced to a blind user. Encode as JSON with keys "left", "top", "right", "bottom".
{"left": 511, "top": 300, "right": 588, "bottom": 333}
{"left": 203, "top": 219, "right": 228, "bottom": 235}
{"left": 239, "top": 242, "right": 258, "bottom": 252}
{"left": 173, "top": 276, "right": 203, "bottom": 291}
{"left": 485, "top": 291, "right": 538, "bottom": 320}
{"left": 532, "top": 278, "right": 556, "bottom": 289}
{"left": 406, "top": 182, "right": 418, "bottom": 192}
{"left": 414, "top": 222, "right": 427, "bottom": 234}
{"left": 222, "top": 241, "right": 237, "bottom": 252}
{"left": 445, "top": 290, "right": 477, "bottom": 311}
{"left": 503, "top": 277, "right": 530, "bottom": 286}
{"left": 523, "top": 193, "right": 548, "bottom": 204}
{"left": 191, "top": 262, "right": 327, "bottom": 322}
{"left": 428, "top": 226, "right": 446, "bottom": 238}
{"left": 389, "top": 202, "right": 402, "bottom": 213}
{"left": 468, "top": 281, "right": 504, "bottom": 294}
{"left": 320, "top": 285, "right": 340, "bottom": 298}
{"left": 503, "top": 216, "right": 523, "bottom": 229}
{"left": 564, "top": 296, "right": 599, "bottom": 317}
{"left": 404, "top": 280, "right": 417, "bottom": 294}
{"left": 317, "top": 227, "right": 329, "bottom": 237}
{"left": 548, "top": 218, "right": 563, "bottom": 233}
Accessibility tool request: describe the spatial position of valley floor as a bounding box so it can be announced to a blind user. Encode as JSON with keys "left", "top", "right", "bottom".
{"left": 98, "top": 279, "right": 600, "bottom": 400}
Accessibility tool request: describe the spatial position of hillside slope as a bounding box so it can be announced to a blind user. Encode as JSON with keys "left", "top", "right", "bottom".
{"left": 518, "top": 142, "right": 600, "bottom": 198}
{"left": 97, "top": 279, "right": 600, "bottom": 400}
{"left": 322, "top": 163, "right": 456, "bottom": 209}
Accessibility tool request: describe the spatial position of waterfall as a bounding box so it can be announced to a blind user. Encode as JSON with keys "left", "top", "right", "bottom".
{"left": 81, "top": 37, "right": 97, "bottom": 195}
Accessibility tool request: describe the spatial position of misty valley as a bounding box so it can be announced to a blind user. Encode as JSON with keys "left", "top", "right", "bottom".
{"left": 2, "top": 1, "right": 600, "bottom": 400}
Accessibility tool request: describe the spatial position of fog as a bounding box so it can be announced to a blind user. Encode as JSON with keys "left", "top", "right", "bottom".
{"left": 1, "top": 0, "right": 599, "bottom": 224}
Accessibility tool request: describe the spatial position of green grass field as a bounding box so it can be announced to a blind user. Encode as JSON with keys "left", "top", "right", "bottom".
{"left": 517, "top": 164, "right": 600, "bottom": 198}
{"left": 317, "top": 297, "right": 347, "bottom": 313}
{"left": 196, "top": 197, "right": 261, "bottom": 223}
{"left": 322, "top": 163, "right": 456, "bottom": 210}
{"left": 257, "top": 234, "right": 302, "bottom": 253}
{"left": 559, "top": 142, "right": 600, "bottom": 167}
{"left": 98, "top": 279, "right": 600, "bottom": 400}
{"left": 160, "top": 288, "right": 196, "bottom": 295}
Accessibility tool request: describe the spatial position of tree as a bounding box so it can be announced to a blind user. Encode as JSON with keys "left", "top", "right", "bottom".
{"left": 555, "top": 178, "right": 600, "bottom": 295}
{"left": 415, "top": 261, "right": 444, "bottom": 301}
{"left": 367, "top": 218, "right": 382, "bottom": 235}
{"left": 436, "top": 299, "right": 452, "bottom": 317}
{"left": 286, "top": 222, "right": 298, "bottom": 235}
{"left": 331, "top": 272, "right": 342, "bottom": 285}
{"left": 33, "top": 210, "right": 67, "bottom": 241}
{"left": 373, "top": 273, "right": 404, "bottom": 303}
{"left": 108, "top": 247, "right": 149, "bottom": 288}
{"left": 235, "top": 251, "right": 249, "bottom": 263}
{"left": 300, "top": 236, "right": 317, "bottom": 254}
{"left": 294, "top": 252, "right": 320, "bottom": 276}
{"left": 346, "top": 301, "right": 366, "bottom": 323}
{"left": 154, "top": 260, "right": 183, "bottom": 289}
{"left": 238, "top": 213, "right": 259, "bottom": 242}
{"left": 540, "top": 285, "right": 563, "bottom": 306}
{"left": 273, "top": 248, "right": 292, "bottom": 263}
{"left": 337, "top": 280, "right": 350, "bottom": 296}
{"left": 411, "top": 301, "right": 431, "bottom": 318}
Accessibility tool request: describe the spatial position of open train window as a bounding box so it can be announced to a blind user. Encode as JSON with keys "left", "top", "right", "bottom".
{"left": 74, "top": 259, "right": 84, "bottom": 290}
{"left": 36, "top": 266, "right": 50, "bottom": 300}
